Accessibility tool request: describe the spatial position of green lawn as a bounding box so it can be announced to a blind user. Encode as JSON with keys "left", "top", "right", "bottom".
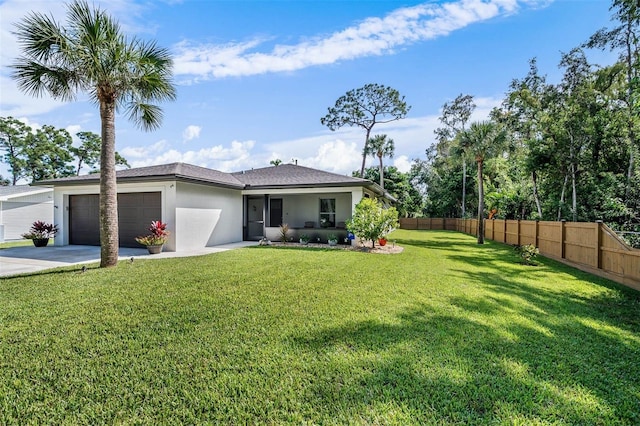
{"left": 0, "top": 240, "right": 33, "bottom": 249}
{"left": 1, "top": 230, "right": 639, "bottom": 425}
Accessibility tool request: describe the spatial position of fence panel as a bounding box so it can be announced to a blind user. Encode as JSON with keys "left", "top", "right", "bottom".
{"left": 493, "top": 219, "right": 506, "bottom": 243}
{"left": 519, "top": 221, "right": 537, "bottom": 246}
{"left": 564, "top": 222, "right": 598, "bottom": 268}
{"left": 505, "top": 220, "right": 520, "bottom": 245}
{"left": 537, "top": 221, "right": 563, "bottom": 259}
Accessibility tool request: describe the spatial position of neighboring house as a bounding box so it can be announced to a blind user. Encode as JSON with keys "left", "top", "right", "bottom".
{"left": 35, "top": 163, "right": 392, "bottom": 251}
{"left": 0, "top": 186, "right": 54, "bottom": 242}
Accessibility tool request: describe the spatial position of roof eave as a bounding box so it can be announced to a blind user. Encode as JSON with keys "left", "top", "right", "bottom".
{"left": 244, "top": 181, "right": 367, "bottom": 190}
{"left": 34, "top": 174, "right": 244, "bottom": 190}
{"left": 0, "top": 187, "right": 54, "bottom": 200}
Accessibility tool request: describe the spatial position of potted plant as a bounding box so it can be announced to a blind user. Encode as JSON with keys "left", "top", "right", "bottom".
{"left": 327, "top": 233, "right": 338, "bottom": 246}
{"left": 135, "top": 220, "right": 170, "bottom": 254}
{"left": 299, "top": 234, "right": 310, "bottom": 245}
{"left": 22, "top": 220, "right": 58, "bottom": 247}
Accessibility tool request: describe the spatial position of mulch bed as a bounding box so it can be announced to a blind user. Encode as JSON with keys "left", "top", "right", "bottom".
{"left": 266, "top": 241, "right": 404, "bottom": 254}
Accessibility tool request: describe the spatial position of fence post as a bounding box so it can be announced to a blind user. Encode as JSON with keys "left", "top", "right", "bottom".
{"left": 516, "top": 220, "right": 521, "bottom": 246}
{"left": 561, "top": 220, "right": 566, "bottom": 259}
{"left": 534, "top": 220, "right": 539, "bottom": 248}
{"left": 595, "top": 220, "right": 603, "bottom": 270}
{"left": 502, "top": 220, "right": 507, "bottom": 243}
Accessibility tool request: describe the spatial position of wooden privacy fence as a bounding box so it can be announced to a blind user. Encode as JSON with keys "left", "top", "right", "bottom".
{"left": 399, "top": 218, "right": 640, "bottom": 292}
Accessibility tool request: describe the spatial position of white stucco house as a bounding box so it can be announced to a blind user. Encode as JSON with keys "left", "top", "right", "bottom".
{"left": 0, "top": 185, "right": 54, "bottom": 242}
{"left": 35, "top": 163, "right": 392, "bottom": 251}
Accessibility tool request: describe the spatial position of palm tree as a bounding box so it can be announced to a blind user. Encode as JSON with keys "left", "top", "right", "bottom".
{"left": 365, "top": 134, "right": 395, "bottom": 189}
{"left": 460, "top": 121, "right": 507, "bottom": 244}
{"left": 12, "top": 1, "right": 176, "bottom": 267}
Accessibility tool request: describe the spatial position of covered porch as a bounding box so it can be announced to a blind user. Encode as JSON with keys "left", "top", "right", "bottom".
{"left": 242, "top": 187, "right": 368, "bottom": 244}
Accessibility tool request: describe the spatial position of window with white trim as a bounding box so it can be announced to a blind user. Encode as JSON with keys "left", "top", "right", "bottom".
{"left": 319, "top": 198, "right": 335, "bottom": 228}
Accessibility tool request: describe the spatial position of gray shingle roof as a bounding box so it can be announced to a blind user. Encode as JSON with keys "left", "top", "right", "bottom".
{"left": 232, "top": 164, "right": 371, "bottom": 188}
{"left": 33, "top": 162, "right": 389, "bottom": 197}
{"left": 0, "top": 185, "right": 52, "bottom": 199}
{"left": 36, "top": 163, "right": 245, "bottom": 189}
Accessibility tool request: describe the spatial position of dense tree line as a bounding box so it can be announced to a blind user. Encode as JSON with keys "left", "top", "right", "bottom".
{"left": 0, "top": 116, "right": 129, "bottom": 185}
{"left": 416, "top": 0, "right": 639, "bottom": 241}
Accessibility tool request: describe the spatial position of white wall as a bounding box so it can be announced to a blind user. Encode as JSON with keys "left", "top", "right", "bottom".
{"left": 1, "top": 201, "right": 53, "bottom": 240}
{"left": 175, "top": 182, "right": 243, "bottom": 250}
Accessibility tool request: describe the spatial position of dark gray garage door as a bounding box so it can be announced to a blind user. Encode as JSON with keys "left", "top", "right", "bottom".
{"left": 69, "top": 192, "right": 161, "bottom": 248}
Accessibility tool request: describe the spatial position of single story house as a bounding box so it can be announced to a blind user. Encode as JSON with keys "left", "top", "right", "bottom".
{"left": 35, "top": 162, "right": 393, "bottom": 251}
{"left": 0, "top": 185, "right": 54, "bottom": 242}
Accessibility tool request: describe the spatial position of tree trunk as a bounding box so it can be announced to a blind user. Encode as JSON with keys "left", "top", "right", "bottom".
{"left": 625, "top": 17, "right": 636, "bottom": 203}
{"left": 99, "top": 100, "right": 119, "bottom": 267}
{"left": 462, "top": 159, "right": 466, "bottom": 217}
{"left": 558, "top": 173, "right": 568, "bottom": 221}
{"left": 359, "top": 128, "right": 372, "bottom": 178}
{"left": 378, "top": 153, "right": 384, "bottom": 189}
{"left": 477, "top": 158, "right": 484, "bottom": 244}
{"left": 571, "top": 162, "right": 577, "bottom": 222}
{"left": 532, "top": 170, "right": 542, "bottom": 219}
{"left": 628, "top": 145, "right": 636, "bottom": 201}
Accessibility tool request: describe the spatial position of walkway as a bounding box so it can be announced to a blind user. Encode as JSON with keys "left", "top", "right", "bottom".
{"left": 0, "top": 241, "right": 257, "bottom": 277}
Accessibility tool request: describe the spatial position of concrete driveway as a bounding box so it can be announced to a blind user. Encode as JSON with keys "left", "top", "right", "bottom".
{"left": 0, "top": 242, "right": 256, "bottom": 277}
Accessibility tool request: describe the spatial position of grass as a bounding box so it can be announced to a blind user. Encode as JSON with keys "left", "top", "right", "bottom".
{"left": 0, "top": 240, "right": 33, "bottom": 249}
{"left": 1, "top": 230, "right": 639, "bottom": 425}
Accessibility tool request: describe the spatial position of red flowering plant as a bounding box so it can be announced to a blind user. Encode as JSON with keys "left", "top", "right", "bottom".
{"left": 135, "top": 220, "right": 170, "bottom": 246}
{"left": 22, "top": 220, "right": 58, "bottom": 240}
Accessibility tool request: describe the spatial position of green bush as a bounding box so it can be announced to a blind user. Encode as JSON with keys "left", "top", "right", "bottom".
{"left": 515, "top": 243, "right": 539, "bottom": 265}
{"left": 346, "top": 198, "right": 399, "bottom": 248}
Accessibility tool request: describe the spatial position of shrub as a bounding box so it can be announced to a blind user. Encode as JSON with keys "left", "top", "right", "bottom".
{"left": 279, "top": 223, "right": 290, "bottom": 243}
{"left": 21, "top": 220, "right": 58, "bottom": 240}
{"left": 346, "top": 198, "right": 399, "bottom": 248}
{"left": 135, "top": 220, "right": 170, "bottom": 246}
{"left": 515, "top": 244, "right": 539, "bottom": 265}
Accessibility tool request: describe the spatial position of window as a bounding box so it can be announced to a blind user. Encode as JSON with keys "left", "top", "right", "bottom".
{"left": 319, "top": 198, "right": 335, "bottom": 228}
{"left": 270, "top": 198, "right": 283, "bottom": 226}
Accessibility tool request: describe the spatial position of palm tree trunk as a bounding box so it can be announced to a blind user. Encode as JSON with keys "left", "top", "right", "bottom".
{"left": 359, "top": 128, "right": 372, "bottom": 178}
{"left": 477, "top": 159, "right": 484, "bottom": 244}
{"left": 378, "top": 154, "right": 384, "bottom": 188}
{"left": 461, "top": 160, "right": 466, "bottom": 218}
{"left": 99, "top": 100, "right": 119, "bottom": 267}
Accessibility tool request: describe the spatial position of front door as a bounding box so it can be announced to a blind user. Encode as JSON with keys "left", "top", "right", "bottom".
{"left": 247, "top": 197, "right": 264, "bottom": 240}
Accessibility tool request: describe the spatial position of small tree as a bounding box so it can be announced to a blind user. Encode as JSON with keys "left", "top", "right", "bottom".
{"left": 321, "top": 83, "right": 410, "bottom": 177}
{"left": 346, "top": 197, "right": 399, "bottom": 248}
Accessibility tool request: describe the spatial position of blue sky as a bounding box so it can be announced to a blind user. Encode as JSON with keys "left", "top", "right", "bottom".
{"left": 0, "top": 0, "right": 615, "bottom": 181}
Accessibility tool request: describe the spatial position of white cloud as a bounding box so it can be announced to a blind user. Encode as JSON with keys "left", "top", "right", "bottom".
{"left": 66, "top": 124, "right": 82, "bottom": 136}
{"left": 0, "top": 0, "right": 158, "bottom": 118}
{"left": 182, "top": 125, "right": 201, "bottom": 143}
{"left": 173, "top": 0, "right": 551, "bottom": 79}
{"left": 123, "top": 139, "right": 257, "bottom": 172}
{"left": 394, "top": 155, "right": 413, "bottom": 173}
{"left": 300, "top": 139, "right": 362, "bottom": 175}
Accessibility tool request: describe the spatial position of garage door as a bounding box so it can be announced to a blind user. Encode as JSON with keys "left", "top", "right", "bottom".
{"left": 69, "top": 192, "right": 161, "bottom": 248}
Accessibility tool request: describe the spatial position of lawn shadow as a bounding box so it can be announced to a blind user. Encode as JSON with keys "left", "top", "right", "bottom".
{"left": 290, "top": 296, "right": 640, "bottom": 423}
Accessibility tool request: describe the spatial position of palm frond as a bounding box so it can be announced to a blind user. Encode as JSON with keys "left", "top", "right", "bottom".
{"left": 126, "top": 103, "right": 164, "bottom": 131}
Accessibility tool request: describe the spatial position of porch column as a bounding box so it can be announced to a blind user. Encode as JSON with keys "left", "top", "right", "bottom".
{"left": 350, "top": 189, "right": 363, "bottom": 246}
